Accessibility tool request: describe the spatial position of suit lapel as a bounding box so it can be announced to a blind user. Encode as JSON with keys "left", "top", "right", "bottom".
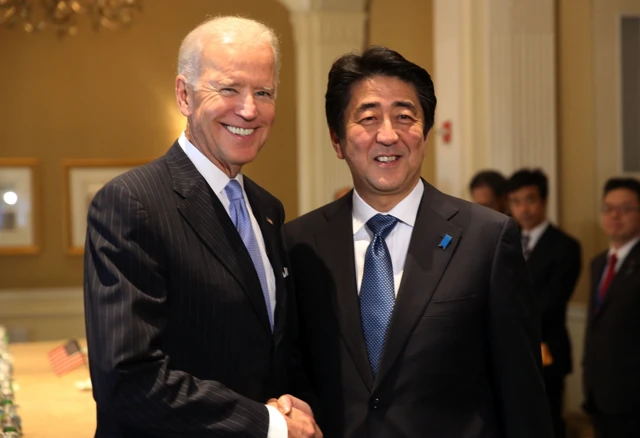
{"left": 165, "top": 144, "right": 272, "bottom": 335}
{"left": 315, "top": 196, "right": 375, "bottom": 391}
{"left": 594, "top": 241, "right": 640, "bottom": 320}
{"left": 375, "top": 183, "right": 462, "bottom": 386}
{"left": 526, "top": 225, "right": 555, "bottom": 267}
{"left": 588, "top": 253, "right": 607, "bottom": 324}
{"left": 244, "top": 177, "right": 287, "bottom": 346}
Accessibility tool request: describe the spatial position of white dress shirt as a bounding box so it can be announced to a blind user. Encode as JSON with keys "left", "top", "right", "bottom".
{"left": 178, "top": 133, "right": 286, "bottom": 437}
{"left": 352, "top": 180, "right": 425, "bottom": 296}
{"left": 521, "top": 220, "right": 550, "bottom": 254}
{"left": 606, "top": 235, "right": 640, "bottom": 273}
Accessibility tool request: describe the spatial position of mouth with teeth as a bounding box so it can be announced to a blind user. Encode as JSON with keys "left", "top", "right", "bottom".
{"left": 224, "top": 124, "right": 255, "bottom": 137}
{"left": 375, "top": 155, "right": 400, "bottom": 164}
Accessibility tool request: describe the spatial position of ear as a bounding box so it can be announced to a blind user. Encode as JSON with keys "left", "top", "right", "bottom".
{"left": 330, "top": 131, "right": 345, "bottom": 160}
{"left": 175, "top": 75, "right": 193, "bottom": 117}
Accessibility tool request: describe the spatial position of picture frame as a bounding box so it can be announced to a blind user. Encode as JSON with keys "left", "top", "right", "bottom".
{"left": 63, "top": 159, "right": 149, "bottom": 255}
{"left": 0, "top": 158, "right": 40, "bottom": 255}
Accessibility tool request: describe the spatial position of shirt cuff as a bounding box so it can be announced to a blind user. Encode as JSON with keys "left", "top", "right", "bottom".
{"left": 266, "top": 404, "right": 288, "bottom": 438}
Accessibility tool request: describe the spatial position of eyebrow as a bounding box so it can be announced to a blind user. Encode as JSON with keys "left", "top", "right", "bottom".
{"left": 354, "top": 100, "right": 419, "bottom": 115}
{"left": 212, "top": 80, "right": 275, "bottom": 92}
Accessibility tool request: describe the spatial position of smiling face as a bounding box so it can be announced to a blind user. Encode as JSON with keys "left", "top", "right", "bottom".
{"left": 331, "top": 75, "right": 427, "bottom": 212}
{"left": 175, "top": 37, "right": 276, "bottom": 177}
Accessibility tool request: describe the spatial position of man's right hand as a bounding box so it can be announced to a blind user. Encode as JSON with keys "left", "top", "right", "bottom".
{"left": 267, "top": 395, "right": 322, "bottom": 438}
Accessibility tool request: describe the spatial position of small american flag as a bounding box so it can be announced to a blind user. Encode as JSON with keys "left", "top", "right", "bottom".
{"left": 48, "top": 339, "right": 85, "bottom": 376}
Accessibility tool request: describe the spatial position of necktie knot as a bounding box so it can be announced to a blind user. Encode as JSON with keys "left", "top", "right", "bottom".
{"left": 367, "top": 214, "right": 398, "bottom": 239}
{"left": 224, "top": 179, "right": 244, "bottom": 202}
{"left": 609, "top": 253, "right": 618, "bottom": 266}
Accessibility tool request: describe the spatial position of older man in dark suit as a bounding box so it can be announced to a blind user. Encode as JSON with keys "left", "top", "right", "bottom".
{"left": 284, "top": 46, "right": 552, "bottom": 438}
{"left": 583, "top": 177, "right": 640, "bottom": 438}
{"left": 83, "top": 16, "right": 318, "bottom": 438}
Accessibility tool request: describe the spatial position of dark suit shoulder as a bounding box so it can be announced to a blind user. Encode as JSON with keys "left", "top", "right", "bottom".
{"left": 543, "top": 224, "right": 581, "bottom": 250}
{"left": 429, "top": 186, "right": 511, "bottom": 235}
{"left": 285, "top": 196, "right": 347, "bottom": 237}
{"left": 243, "top": 175, "right": 283, "bottom": 210}
{"left": 102, "top": 155, "right": 170, "bottom": 199}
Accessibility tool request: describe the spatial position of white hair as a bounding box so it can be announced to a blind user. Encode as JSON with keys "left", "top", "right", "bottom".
{"left": 177, "top": 16, "right": 280, "bottom": 91}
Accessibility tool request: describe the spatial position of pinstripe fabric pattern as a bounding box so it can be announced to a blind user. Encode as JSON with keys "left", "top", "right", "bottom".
{"left": 84, "top": 142, "right": 293, "bottom": 438}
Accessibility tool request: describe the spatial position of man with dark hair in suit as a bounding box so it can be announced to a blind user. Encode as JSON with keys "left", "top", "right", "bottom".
{"left": 283, "top": 46, "right": 552, "bottom": 437}
{"left": 506, "top": 168, "right": 582, "bottom": 438}
{"left": 583, "top": 177, "right": 640, "bottom": 438}
{"left": 469, "top": 169, "right": 509, "bottom": 214}
{"left": 83, "top": 16, "right": 319, "bottom": 438}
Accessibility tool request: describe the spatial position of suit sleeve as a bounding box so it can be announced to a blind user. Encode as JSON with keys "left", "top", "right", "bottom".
{"left": 83, "top": 180, "right": 270, "bottom": 437}
{"left": 488, "top": 218, "right": 553, "bottom": 437}
{"left": 538, "top": 238, "right": 582, "bottom": 343}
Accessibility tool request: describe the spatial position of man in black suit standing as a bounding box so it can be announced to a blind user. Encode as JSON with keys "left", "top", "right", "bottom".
{"left": 583, "top": 177, "right": 640, "bottom": 438}
{"left": 507, "top": 169, "right": 582, "bottom": 438}
{"left": 283, "top": 46, "right": 552, "bottom": 437}
{"left": 83, "top": 16, "right": 319, "bottom": 438}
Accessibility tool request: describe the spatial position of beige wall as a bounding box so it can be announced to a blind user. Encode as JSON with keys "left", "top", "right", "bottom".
{"left": 557, "top": 0, "right": 602, "bottom": 305}
{"left": 0, "top": 0, "right": 297, "bottom": 289}
{"left": 369, "top": 0, "right": 436, "bottom": 184}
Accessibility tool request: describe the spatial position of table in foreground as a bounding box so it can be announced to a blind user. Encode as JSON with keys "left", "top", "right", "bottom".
{"left": 11, "top": 340, "right": 95, "bottom": 437}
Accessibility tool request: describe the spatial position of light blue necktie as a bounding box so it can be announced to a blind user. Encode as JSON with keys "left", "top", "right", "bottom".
{"left": 224, "top": 180, "right": 274, "bottom": 331}
{"left": 360, "top": 214, "right": 398, "bottom": 376}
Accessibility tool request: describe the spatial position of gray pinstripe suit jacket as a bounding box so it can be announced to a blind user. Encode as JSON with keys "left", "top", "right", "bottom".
{"left": 83, "top": 142, "right": 296, "bottom": 437}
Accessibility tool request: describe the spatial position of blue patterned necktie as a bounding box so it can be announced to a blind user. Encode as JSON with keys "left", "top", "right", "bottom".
{"left": 360, "top": 214, "right": 399, "bottom": 376}
{"left": 224, "top": 180, "right": 274, "bottom": 331}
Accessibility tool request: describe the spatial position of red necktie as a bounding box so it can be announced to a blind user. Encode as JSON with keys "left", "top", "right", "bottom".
{"left": 599, "top": 253, "right": 618, "bottom": 302}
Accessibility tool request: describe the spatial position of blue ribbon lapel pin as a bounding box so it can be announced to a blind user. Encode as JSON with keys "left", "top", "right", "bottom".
{"left": 438, "top": 234, "right": 453, "bottom": 250}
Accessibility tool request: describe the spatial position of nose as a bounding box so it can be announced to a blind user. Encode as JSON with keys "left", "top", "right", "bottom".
{"left": 376, "top": 119, "right": 399, "bottom": 146}
{"left": 236, "top": 93, "right": 257, "bottom": 120}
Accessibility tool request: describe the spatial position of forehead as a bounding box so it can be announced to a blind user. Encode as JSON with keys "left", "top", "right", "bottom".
{"left": 200, "top": 40, "right": 275, "bottom": 83}
{"left": 347, "top": 75, "right": 420, "bottom": 109}
{"left": 604, "top": 188, "right": 640, "bottom": 204}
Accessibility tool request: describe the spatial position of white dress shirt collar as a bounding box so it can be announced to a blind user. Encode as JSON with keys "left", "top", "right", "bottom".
{"left": 352, "top": 180, "right": 425, "bottom": 235}
{"left": 522, "top": 220, "right": 550, "bottom": 252}
{"left": 177, "top": 132, "right": 245, "bottom": 198}
{"left": 608, "top": 235, "right": 640, "bottom": 271}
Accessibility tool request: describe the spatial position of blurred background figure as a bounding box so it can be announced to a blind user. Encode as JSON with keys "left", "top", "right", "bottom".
{"left": 469, "top": 170, "right": 509, "bottom": 214}
{"left": 583, "top": 177, "right": 640, "bottom": 438}
{"left": 507, "top": 168, "right": 582, "bottom": 438}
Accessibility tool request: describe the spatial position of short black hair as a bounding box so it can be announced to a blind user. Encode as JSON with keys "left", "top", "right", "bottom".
{"left": 325, "top": 45, "right": 437, "bottom": 141}
{"left": 469, "top": 170, "right": 507, "bottom": 197}
{"left": 603, "top": 177, "right": 640, "bottom": 203}
{"left": 506, "top": 169, "right": 549, "bottom": 201}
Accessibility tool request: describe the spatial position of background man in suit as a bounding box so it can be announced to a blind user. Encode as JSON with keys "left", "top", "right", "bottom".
{"left": 284, "top": 46, "right": 552, "bottom": 437}
{"left": 469, "top": 169, "right": 509, "bottom": 214}
{"left": 84, "top": 16, "right": 318, "bottom": 438}
{"left": 583, "top": 177, "right": 640, "bottom": 438}
{"left": 507, "top": 168, "right": 582, "bottom": 438}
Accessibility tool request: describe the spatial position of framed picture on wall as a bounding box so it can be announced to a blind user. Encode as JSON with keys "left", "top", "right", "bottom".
{"left": 63, "top": 159, "right": 149, "bottom": 255}
{"left": 0, "top": 158, "right": 39, "bottom": 255}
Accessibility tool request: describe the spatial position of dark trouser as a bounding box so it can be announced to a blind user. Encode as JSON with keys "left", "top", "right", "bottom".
{"left": 588, "top": 407, "right": 640, "bottom": 438}
{"left": 544, "top": 374, "right": 566, "bottom": 438}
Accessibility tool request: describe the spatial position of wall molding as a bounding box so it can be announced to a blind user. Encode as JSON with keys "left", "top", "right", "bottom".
{"left": 0, "top": 287, "right": 83, "bottom": 319}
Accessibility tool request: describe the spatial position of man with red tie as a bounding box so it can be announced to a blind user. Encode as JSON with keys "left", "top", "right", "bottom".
{"left": 583, "top": 177, "right": 640, "bottom": 438}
